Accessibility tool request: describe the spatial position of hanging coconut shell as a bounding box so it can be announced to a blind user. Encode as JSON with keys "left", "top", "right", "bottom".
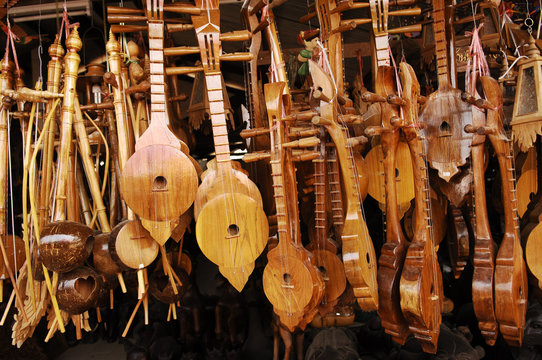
{"left": 56, "top": 266, "right": 103, "bottom": 315}
{"left": 38, "top": 221, "right": 95, "bottom": 273}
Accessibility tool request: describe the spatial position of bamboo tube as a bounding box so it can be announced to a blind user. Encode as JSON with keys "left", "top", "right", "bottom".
{"left": 73, "top": 99, "right": 111, "bottom": 232}
{"left": 39, "top": 36, "right": 64, "bottom": 229}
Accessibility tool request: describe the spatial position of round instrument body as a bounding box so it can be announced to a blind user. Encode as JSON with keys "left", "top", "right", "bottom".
{"left": 365, "top": 142, "right": 414, "bottom": 211}
{"left": 114, "top": 220, "right": 159, "bottom": 269}
{"left": 263, "top": 250, "right": 313, "bottom": 315}
{"left": 107, "top": 220, "right": 131, "bottom": 271}
{"left": 149, "top": 266, "right": 190, "bottom": 304}
{"left": 0, "top": 235, "right": 25, "bottom": 279}
{"left": 195, "top": 192, "right": 268, "bottom": 268}
{"left": 194, "top": 169, "right": 263, "bottom": 219}
{"left": 93, "top": 233, "right": 122, "bottom": 277}
{"left": 311, "top": 249, "right": 346, "bottom": 304}
{"left": 526, "top": 224, "right": 542, "bottom": 285}
{"left": 57, "top": 266, "right": 103, "bottom": 315}
{"left": 38, "top": 221, "right": 95, "bottom": 273}
{"left": 121, "top": 144, "right": 198, "bottom": 221}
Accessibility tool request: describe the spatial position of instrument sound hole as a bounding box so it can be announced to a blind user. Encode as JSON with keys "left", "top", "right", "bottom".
{"left": 74, "top": 277, "right": 96, "bottom": 300}
{"left": 153, "top": 176, "right": 167, "bottom": 190}
{"left": 519, "top": 286, "right": 524, "bottom": 298}
{"left": 283, "top": 273, "right": 292, "bottom": 284}
{"left": 530, "top": 192, "right": 536, "bottom": 201}
{"left": 366, "top": 253, "right": 370, "bottom": 263}
{"left": 430, "top": 284, "right": 435, "bottom": 296}
{"left": 318, "top": 266, "right": 327, "bottom": 276}
{"left": 227, "top": 224, "right": 239, "bottom": 236}
{"left": 440, "top": 121, "right": 451, "bottom": 135}
{"left": 395, "top": 168, "right": 399, "bottom": 178}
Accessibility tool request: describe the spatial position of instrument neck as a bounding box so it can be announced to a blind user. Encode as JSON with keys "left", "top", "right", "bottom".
{"left": 432, "top": 0, "right": 451, "bottom": 88}
{"left": 148, "top": 20, "right": 170, "bottom": 130}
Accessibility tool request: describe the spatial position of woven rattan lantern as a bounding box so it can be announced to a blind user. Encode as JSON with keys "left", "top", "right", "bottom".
{"left": 511, "top": 37, "right": 542, "bottom": 152}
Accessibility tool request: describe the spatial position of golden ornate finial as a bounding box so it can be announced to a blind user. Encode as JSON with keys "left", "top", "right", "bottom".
{"left": 49, "top": 34, "right": 65, "bottom": 59}
{"left": 66, "top": 25, "right": 82, "bottom": 53}
{"left": 106, "top": 30, "right": 120, "bottom": 55}
{"left": 525, "top": 36, "right": 541, "bottom": 59}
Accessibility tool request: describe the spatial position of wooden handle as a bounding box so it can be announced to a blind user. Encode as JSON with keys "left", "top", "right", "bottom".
{"left": 166, "top": 24, "right": 194, "bottom": 33}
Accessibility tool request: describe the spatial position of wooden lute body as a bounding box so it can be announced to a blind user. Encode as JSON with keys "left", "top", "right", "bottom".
{"left": 399, "top": 62, "right": 443, "bottom": 354}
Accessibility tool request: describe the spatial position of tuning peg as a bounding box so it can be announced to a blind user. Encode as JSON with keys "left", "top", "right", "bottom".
{"left": 110, "top": 25, "right": 147, "bottom": 33}
{"left": 243, "top": 151, "right": 271, "bottom": 163}
{"left": 282, "top": 136, "right": 320, "bottom": 148}
{"left": 390, "top": 116, "right": 407, "bottom": 128}
{"left": 332, "top": 21, "right": 358, "bottom": 34}
{"left": 347, "top": 136, "right": 368, "bottom": 148}
{"left": 220, "top": 30, "right": 252, "bottom": 42}
{"left": 362, "top": 91, "right": 387, "bottom": 103}
{"left": 220, "top": 52, "right": 254, "bottom": 62}
{"left": 387, "top": 94, "right": 407, "bottom": 106}
{"left": 298, "top": 29, "right": 320, "bottom": 41}
{"left": 163, "top": 3, "right": 201, "bottom": 15}
{"left": 240, "top": 127, "right": 270, "bottom": 139}
{"left": 125, "top": 81, "right": 151, "bottom": 95}
{"left": 167, "top": 24, "right": 195, "bottom": 33}
{"left": 464, "top": 124, "right": 495, "bottom": 135}
{"left": 166, "top": 66, "right": 204, "bottom": 76}
{"left": 79, "top": 102, "right": 114, "bottom": 111}
{"left": 388, "top": 23, "right": 422, "bottom": 34}
{"left": 312, "top": 115, "right": 333, "bottom": 126}
{"left": 389, "top": 7, "right": 422, "bottom": 17}
{"left": 365, "top": 126, "right": 384, "bottom": 137}
{"left": 331, "top": 1, "right": 370, "bottom": 14}
{"left": 164, "top": 46, "right": 200, "bottom": 56}
{"left": 299, "top": 12, "right": 316, "bottom": 24}
{"left": 282, "top": 110, "right": 318, "bottom": 122}
{"left": 253, "top": 17, "right": 272, "bottom": 34}
{"left": 418, "top": 95, "right": 427, "bottom": 105}
{"left": 107, "top": 14, "right": 147, "bottom": 23}
{"left": 461, "top": 92, "right": 477, "bottom": 105}
{"left": 169, "top": 94, "right": 188, "bottom": 102}
{"left": 107, "top": 6, "right": 143, "bottom": 14}
{"left": 461, "top": 92, "right": 496, "bottom": 110}
{"left": 103, "top": 72, "right": 118, "bottom": 88}
{"left": 313, "top": 88, "right": 332, "bottom": 103}
{"left": 338, "top": 114, "right": 363, "bottom": 124}
{"left": 288, "top": 128, "right": 319, "bottom": 138}
{"left": 292, "top": 150, "right": 320, "bottom": 162}
{"left": 342, "top": 18, "right": 371, "bottom": 27}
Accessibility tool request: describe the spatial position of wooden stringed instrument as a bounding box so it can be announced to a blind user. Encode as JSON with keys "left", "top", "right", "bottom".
{"left": 367, "top": 64, "right": 411, "bottom": 345}
{"left": 306, "top": 128, "right": 346, "bottom": 317}
{"left": 262, "top": 81, "right": 323, "bottom": 332}
{"left": 481, "top": 75, "right": 528, "bottom": 347}
{"left": 462, "top": 81, "right": 498, "bottom": 344}
{"left": 310, "top": 0, "right": 378, "bottom": 311}
{"left": 190, "top": 0, "right": 268, "bottom": 291}
{"left": 399, "top": 61, "right": 443, "bottom": 354}
{"left": 420, "top": 0, "right": 472, "bottom": 182}
{"left": 310, "top": 60, "right": 378, "bottom": 311}
{"left": 120, "top": 1, "right": 198, "bottom": 228}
